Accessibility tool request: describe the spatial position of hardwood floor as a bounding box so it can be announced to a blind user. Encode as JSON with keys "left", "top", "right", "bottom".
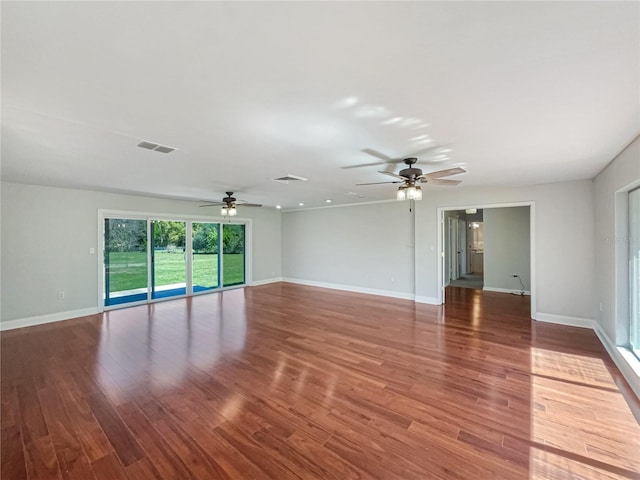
{"left": 2, "top": 283, "right": 639, "bottom": 479}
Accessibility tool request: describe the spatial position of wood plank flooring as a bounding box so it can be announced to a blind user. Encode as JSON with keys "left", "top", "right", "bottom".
{"left": 2, "top": 283, "right": 639, "bottom": 479}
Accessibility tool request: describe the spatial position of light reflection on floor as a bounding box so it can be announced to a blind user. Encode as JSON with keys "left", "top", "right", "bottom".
{"left": 96, "top": 290, "right": 248, "bottom": 397}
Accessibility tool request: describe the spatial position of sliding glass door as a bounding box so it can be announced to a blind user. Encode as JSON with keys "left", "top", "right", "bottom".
{"left": 192, "top": 222, "right": 219, "bottom": 292}
{"left": 630, "top": 188, "right": 640, "bottom": 358}
{"left": 151, "top": 220, "right": 187, "bottom": 299}
{"left": 223, "top": 223, "right": 245, "bottom": 287}
{"left": 103, "top": 215, "right": 247, "bottom": 308}
{"left": 104, "top": 218, "right": 148, "bottom": 306}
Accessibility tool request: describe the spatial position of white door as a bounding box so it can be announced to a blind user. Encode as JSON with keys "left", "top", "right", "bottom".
{"left": 448, "top": 218, "right": 457, "bottom": 281}
{"left": 457, "top": 219, "right": 467, "bottom": 276}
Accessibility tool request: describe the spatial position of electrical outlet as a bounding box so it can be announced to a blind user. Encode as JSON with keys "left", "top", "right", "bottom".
{"left": 58, "top": 291, "right": 65, "bottom": 299}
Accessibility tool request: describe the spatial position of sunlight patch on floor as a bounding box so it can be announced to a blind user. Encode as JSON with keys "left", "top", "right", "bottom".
{"left": 530, "top": 348, "right": 640, "bottom": 479}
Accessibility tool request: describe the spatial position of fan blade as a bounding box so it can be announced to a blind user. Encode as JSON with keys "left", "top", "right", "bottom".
{"left": 341, "top": 149, "right": 407, "bottom": 169}
{"left": 422, "top": 178, "right": 462, "bottom": 186}
{"left": 419, "top": 167, "right": 466, "bottom": 180}
{"left": 362, "top": 148, "right": 393, "bottom": 162}
{"left": 200, "top": 202, "right": 225, "bottom": 207}
{"left": 379, "top": 170, "right": 406, "bottom": 181}
{"left": 355, "top": 181, "right": 403, "bottom": 186}
{"left": 236, "top": 200, "right": 263, "bottom": 207}
{"left": 341, "top": 161, "right": 387, "bottom": 169}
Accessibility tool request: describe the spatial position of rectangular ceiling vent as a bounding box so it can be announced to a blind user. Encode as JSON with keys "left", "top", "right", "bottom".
{"left": 137, "top": 140, "right": 177, "bottom": 154}
{"left": 273, "top": 174, "right": 308, "bottom": 184}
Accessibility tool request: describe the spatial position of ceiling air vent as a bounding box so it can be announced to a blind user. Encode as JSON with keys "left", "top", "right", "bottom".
{"left": 137, "top": 140, "right": 177, "bottom": 154}
{"left": 154, "top": 145, "right": 176, "bottom": 154}
{"left": 273, "top": 174, "right": 308, "bottom": 184}
{"left": 138, "top": 141, "right": 158, "bottom": 150}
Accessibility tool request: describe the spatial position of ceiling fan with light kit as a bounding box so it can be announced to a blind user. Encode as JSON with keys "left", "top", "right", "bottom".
{"left": 200, "top": 192, "right": 262, "bottom": 217}
{"left": 356, "top": 157, "right": 465, "bottom": 201}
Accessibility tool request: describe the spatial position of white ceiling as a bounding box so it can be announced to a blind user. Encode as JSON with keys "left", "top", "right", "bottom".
{"left": 2, "top": 1, "right": 639, "bottom": 210}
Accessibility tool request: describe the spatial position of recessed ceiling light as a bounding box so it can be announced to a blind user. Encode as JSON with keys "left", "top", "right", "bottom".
{"left": 299, "top": 203, "right": 304, "bottom": 206}
{"left": 326, "top": 199, "right": 332, "bottom": 203}
{"left": 276, "top": 205, "right": 281, "bottom": 209}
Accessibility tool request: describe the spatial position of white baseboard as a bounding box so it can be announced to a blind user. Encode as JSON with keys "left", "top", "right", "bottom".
{"left": 415, "top": 296, "right": 441, "bottom": 305}
{"left": 592, "top": 325, "right": 640, "bottom": 400}
{"left": 483, "top": 286, "right": 531, "bottom": 296}
{"left": 1, "top": 307, "right": 100, "bottom": 331}
{"left": 534, "top": 312, "right": 596, "bottom": 329}
{"left": 281, "top": 277, "right": 415, "bottom": 301}
{"left": 250, "top": 277, "right": 283, "bottom": 287}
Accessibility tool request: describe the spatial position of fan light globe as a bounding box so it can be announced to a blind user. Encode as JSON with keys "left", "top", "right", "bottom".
{"left": 221, "top": 206, "right": 228, "bottom": 216}
{"left": 407, "top": 185, "right": 422, "bottom": 200}
{"left": 396, "top": 187, "right": 407, "bottom": 201}
{"left": 228, "top": 206, "right": 237, "bottom": 216}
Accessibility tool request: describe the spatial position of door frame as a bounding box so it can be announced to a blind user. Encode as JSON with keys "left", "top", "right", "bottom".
{"left": 436, "top": 201, "right": 536, "bottom": 319}
{"left": 98, "top": 209, "right": 253, "bottom": 312}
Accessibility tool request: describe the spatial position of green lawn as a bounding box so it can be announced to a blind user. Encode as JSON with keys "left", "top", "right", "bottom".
{"left": 106, "top": 251, "right": 244, "bottom": 292}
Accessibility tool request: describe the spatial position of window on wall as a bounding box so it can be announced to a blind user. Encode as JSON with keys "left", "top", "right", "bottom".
{"left": 630, "top": 188, "right": 640, "bottom": 358}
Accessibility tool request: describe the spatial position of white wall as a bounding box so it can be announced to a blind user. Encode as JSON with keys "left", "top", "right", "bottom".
{"left": 484, "top": 206, "right": 530, "bottom": 292}
{"left": 1, "top": 182, "right": 282, "bottom": 323}
{"left": 281, "top": 179, "right": 594, "bottom": 321}
{"left": 594, "top": 136, "right": 640, "bottom": 341}
{"left": 0, "top": 177, "right": 599, "bottom": 329}
{"left": 282, "top": 201, "right": 415, "bottom": 297}
{"left": 415, "top": 180, "right": 594, "bottom": 318}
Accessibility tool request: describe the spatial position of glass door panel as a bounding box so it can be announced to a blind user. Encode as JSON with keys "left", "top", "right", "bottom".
{"left": 630, "top": 188, "right": 640, "bottom": 357}
{"left": 222, "top": 224, "right": 245, "bottom": 287}
{"left": 192, "top": 222, "right": 220, "bottom": 292}
{"left": 104, "top": 218, "right": 148, "bottom": 306}
{"left": 151, "top": 220, "right": 186, "bottom": 299}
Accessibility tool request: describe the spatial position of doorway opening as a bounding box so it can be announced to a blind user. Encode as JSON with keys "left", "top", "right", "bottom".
{"left": 445, "top": 209, "right": 484, "bottom": 290}
{"left": 437, "top": 202, "right": 536, "bottom": 319}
